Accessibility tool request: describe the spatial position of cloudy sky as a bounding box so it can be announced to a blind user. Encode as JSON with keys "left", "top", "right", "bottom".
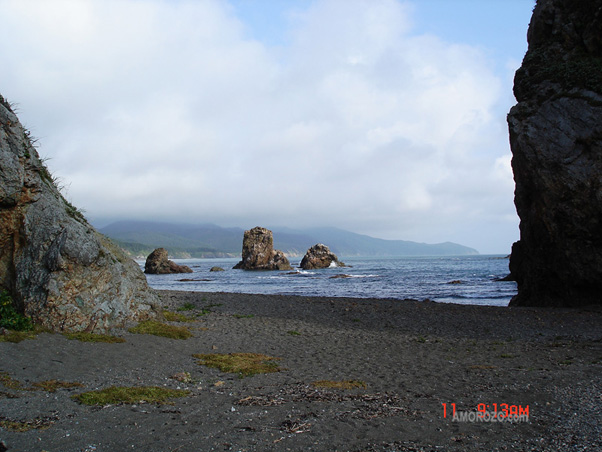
{"left": 0, "top": 0, "right": 534, "bottom": 253}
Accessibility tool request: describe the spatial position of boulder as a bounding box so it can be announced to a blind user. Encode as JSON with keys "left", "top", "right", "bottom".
{"left": 144, "top": 248, "right": 193, "bottom": 274}
{"left": 507, "top": 0, "right": 602, "bottom": 307}
{"left": 233, "top": 227, "right": 292, "bottom": 270}
{"left": 300, "top": 244, "right": 344, "bottom": 269}
{"left": 0, "top": 95, "right": 160, "bottom": 332}
{"left": 209, "top": 266, "right": 224, "bottom": 272}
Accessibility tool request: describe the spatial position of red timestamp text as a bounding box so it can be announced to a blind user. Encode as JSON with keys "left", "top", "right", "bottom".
{"left": 442, "top": 402, "right": 530, "bottom": 418}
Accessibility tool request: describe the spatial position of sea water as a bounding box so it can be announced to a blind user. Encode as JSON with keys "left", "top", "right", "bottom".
{"left": 141, "top": 255, "right": 517, "bottom": 307}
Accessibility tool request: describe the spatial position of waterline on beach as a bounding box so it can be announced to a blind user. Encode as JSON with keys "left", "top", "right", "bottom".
{"left": 142, "top": 255, "right": 516, "bottom": 307}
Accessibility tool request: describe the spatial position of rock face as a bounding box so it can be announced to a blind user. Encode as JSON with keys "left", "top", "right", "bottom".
{"left": 233, "top": 227, "right": 292, "bottom": 270}
{"left": 300, "top": 244, "right": 344, "bottom": 269}
{"left": 507, "top": 0, "right": 602, "bottom": 307}
{"left": 144, "top": 248, "right": 193, "bottom": 274}
{"left": 0, "top": 95, "right": 160, "bottom": 331}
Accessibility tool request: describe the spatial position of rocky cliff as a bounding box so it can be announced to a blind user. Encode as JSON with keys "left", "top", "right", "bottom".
{"left": 0, "top": 95, "right": 160, "bottom": 331}
{"left": 508, "top": 0, "right": 602, "bottom": 307}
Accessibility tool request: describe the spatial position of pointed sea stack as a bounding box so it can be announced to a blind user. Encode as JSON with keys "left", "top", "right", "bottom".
{"left": 233, "top": 227, "right": 292, "bottom": 270}
{"left": 507, "top": 0, "right": 602, "bottom": 307}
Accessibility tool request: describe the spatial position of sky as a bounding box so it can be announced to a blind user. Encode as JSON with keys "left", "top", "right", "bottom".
{"left": 0, "top": 0, "right": 535, "bottom": 254}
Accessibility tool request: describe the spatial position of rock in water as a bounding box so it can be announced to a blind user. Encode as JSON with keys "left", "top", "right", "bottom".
{"left": 300, "top": 244, "right": 344, "bottom": 269}
{"left": 233, "top": 227, "right": 292, "bottom": 270}
{"left": 144, "top": 248, "right": 193, "bottom": 274}
{"left": 0, "top": 95, "right": 160, "bottom": 332}
{"left": 507, "top": 0, "right": 602, "bottom": 307}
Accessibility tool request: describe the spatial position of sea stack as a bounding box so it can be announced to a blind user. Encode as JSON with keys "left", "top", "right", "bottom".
{"left": 300, "top": 244, "right": 345, "bottom": 269}
{"left": 233, "top": 227, "right": 292, "bottom": 270}
{"left": 507, "top": 0, "right": 602, "bottom": 307}
{"left": 0, "top": 95, "right": 160, "bottom": 332}
{"left": 144, "top": 248, "right": 193, "bottom": 274}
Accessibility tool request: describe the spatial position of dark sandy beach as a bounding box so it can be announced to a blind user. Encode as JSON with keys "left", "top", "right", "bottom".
{"left": 1, "top": 290, "right": 601, "bottom": 451}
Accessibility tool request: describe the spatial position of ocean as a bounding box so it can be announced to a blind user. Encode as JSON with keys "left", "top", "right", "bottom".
{"left": 141, "top": 255, "right": 517, "bottom": 307}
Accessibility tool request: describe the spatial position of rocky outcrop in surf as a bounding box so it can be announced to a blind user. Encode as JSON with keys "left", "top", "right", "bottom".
{"left": 0, "top": 95, "right": 160, "bottom": 332}
{"left": 233, "top": 227, "right": 292, "bottom": 270}
{"left": 300, "top": 244, "right": 344, "bottom": 270}
{"left": 507, "top": 0, "right": 602, "bottom": 307}
{"left": 144, "top": 248, "right": 193, "bottom": 274}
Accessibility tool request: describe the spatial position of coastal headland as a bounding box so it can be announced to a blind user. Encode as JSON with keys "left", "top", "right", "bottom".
{"left": 2, "top": 291, "right": 600, "bottom": 451}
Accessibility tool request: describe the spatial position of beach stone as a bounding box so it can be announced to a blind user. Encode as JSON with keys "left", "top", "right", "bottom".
{"left": 300, "top": 243, "right": 345, "bottom": 269}
{"left": 508, "top": 0, "right": 602, "bottom": 307}
{"left": 233, "top": 227, "right": 292, "bottom": 270}
{"left": 0, "top": 95, "right": 160, "bottom": 332}
{"left": 144, "top": 248, "right": 193, "bottom": 274}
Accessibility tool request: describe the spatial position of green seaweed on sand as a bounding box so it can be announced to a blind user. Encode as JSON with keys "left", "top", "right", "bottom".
{"left": 0, "top": 330, "right": 38, "bottom": 343}
{"left": 162, "top": 310, "right": 195, "bottom": 322}
{"left": 311, "top": 380, "right": 367, "bottom": 390}
{"left": 0, "top": 417, "right": 53, "bottom": 432}
{"left": 31, "top": 380, "right": 84, "bottom": 392}
{"left": 0, "top": 372, "right": 27, "bottom": 391}
{"left": 287, "top": 330, "right": 301, "bottom": 336}
{"left": 176, "top": 302, "right": 196, "bottom": 311}
{"left": 193, "top": 353, "right": 282, "bottom": 377}
{"left": 72, "top": 386, "right": 189, "bottom": 406}
{"left": 128, "top": 321, "right": 193, "bottom": 339}
{"left": 62, "top": 332, "right": 126, "bottom": 343}
{"left": 1, "top": 372, "right": 83, "bottom": 393}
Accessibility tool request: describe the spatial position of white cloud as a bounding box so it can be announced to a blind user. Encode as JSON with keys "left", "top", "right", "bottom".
{"left": 0, "top": 0, "right": 519, "bottom": 253}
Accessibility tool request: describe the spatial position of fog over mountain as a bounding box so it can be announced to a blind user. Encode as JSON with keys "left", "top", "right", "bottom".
{"left": 100, "top": 221, "right": 479, "bottom": 258}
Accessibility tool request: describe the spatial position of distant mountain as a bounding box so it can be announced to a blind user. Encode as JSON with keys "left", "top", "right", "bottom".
{"left": 99, "top": 221, "right": 479, "bottom": 258}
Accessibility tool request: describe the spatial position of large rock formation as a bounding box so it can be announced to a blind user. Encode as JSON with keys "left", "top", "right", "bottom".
{"left": 0, "top": 95, "right": 160, "bottom": 331}
{"left": 233, "top": 227, "right": 292, "bottom": 270}
{"left": 300, "top": 244, "right": 345, "bottom": 269}
{"left": 507, "top": 0, "right": 602, "bottom": 307}
{"left": 144, "top": 248, "right": 193, "bottom": 274}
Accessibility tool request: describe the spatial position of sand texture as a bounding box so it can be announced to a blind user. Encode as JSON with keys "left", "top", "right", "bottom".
{"left": 1, "top": 290, "right": 601, "bottom": 451}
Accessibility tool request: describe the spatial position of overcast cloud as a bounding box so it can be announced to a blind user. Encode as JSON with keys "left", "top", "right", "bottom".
{"left": 0, "top": 0, "right": 524, "bottom": 253}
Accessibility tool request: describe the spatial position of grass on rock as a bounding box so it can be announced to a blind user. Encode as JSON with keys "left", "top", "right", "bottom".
{"left": 0, "top": 290, "right": 33, "bottom": 331}
{"left": 193, "top": 353, "right": 282, "bottom": 377}
{"left": 128, "top": 320, "right": 193, "bottom": 339}
{"left": 311, "top": 380, "right": 367, "bottom": 390}
{"left": 72, "top": 386, "right": 189, "bottom": 406}
{"left": 63, "top": 332, "right": 126, "bottom": 343}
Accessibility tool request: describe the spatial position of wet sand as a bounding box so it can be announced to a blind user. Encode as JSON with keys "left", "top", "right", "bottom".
{"left": 1, "top": 290, "right": 601, "bottom": 451}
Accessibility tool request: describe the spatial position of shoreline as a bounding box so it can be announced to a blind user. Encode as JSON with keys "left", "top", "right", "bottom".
{"left": 1, "top": 290, "right": 601, "bottom": 451}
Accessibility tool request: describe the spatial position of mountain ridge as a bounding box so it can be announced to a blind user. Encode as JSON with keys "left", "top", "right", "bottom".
{"left": 98, "top": 220, "right": 479, "bottom": 258}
